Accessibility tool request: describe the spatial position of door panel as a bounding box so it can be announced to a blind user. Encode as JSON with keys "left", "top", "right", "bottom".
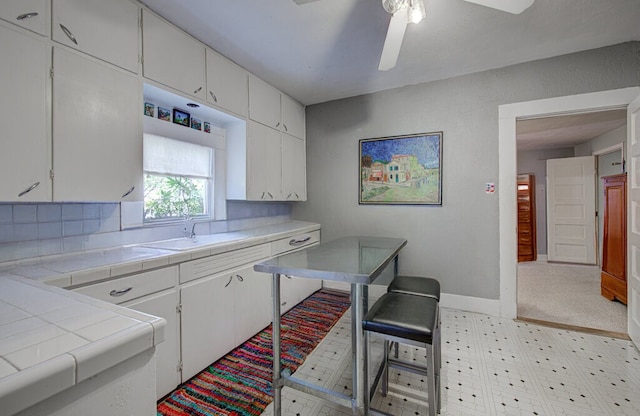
{"left": 627, "top": 92, "right": 640, "bottom": 347}
{"left": 546, "top": 156, "right": 597, "bottom": 264}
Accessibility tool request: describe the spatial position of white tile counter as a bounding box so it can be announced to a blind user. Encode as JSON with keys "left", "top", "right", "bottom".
{"left": 0, "top": 220, "right": 319, "bottom": 415}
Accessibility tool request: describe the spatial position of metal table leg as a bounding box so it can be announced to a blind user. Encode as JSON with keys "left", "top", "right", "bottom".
{"left": 272, "top": 273, "right": 282, "bottom": 416}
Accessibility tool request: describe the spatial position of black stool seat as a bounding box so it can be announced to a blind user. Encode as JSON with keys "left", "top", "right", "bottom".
{"left": 363, "top": 292, "right": 438, "bottom": 344}
{"left": 388, "top": 275, "right": 440, "bottom": 301}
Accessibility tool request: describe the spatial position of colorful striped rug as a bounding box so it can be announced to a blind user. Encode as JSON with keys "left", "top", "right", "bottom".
{"left": 157, "top": 289, "right": 351, "bottom": 416}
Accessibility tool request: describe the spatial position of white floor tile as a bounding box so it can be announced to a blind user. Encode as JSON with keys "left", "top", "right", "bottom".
{"left": 263, "top": 306, "right": 640, "bottom": 416}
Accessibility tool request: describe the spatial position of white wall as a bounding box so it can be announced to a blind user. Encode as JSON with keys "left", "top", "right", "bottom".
{"left": 293, "top": 42, "right": 640, "bottom": 304}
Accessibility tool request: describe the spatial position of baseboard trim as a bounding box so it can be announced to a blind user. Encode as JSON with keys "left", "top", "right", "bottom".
{"left": 440, "top": 293, "right": 501, "bottom": 317}
{"left": 536, "top": 254, "right": 548, "bottom": 262}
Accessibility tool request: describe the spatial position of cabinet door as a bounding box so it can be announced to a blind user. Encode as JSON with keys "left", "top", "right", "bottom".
{"left": 247, "top": 121, "right": 282, "bottom": 200}
{"left": 142, "top": 10, "right": 205, "bottom": 100}
{"left": 52, "top": 0, "right": 139, "bottom": 73}
{"left": 0, "top": 24, "right": 49, "bottom": 201}
{"left": 281, "top": 94, "right": 305, "bottom": 139}
{"left": 52, "top": 47, "right": 142, "bottom": 201}
{"left": 282, "top": 135, "right": 307, "bottom": 201}
{"left": 233, "top": 265, "right": 272, "bottom": 345}
{"left": 123, "top": 289, "right": 180, "bottom": 400}
{"left": 248, "top": 74, "right": 281, "bottom": 129}
{"left": 0, "top": 0, "right": 47, "bottom": 36}
{"left": 180, "top": 272, "right": 235, "bottom": 381}
{"left": 206, "top": 49, "right": 248, "bottom": 117}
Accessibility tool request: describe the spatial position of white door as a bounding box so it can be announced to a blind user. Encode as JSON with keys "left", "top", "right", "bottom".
{"left": 627, "top": 92, "right": 640, "bottom": 347}
{"left": 547, "top": 156, "right": 597, "bottom": 264}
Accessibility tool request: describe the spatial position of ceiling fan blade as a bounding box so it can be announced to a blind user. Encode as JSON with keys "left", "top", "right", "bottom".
{"left": 463, "top": 0, "right": 534, "bottom": 14}
{"left": 378, "top": 9, "right": 408, "bottom": 71}
{"left": 292, "top": 0, "right": 321, "bottom": 4}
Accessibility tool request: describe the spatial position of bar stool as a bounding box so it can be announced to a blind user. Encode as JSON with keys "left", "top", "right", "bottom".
{"left": 363, "top": 292, "right": 441, "bottom": 416}
{"left": 388, "top": 276, "right": 441, "bottom": 369}
{"left": 388, "top": 275, "right": 440, "bottom": 301}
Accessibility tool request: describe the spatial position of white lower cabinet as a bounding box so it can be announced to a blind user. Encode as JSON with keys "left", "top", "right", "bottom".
{"left": 71, "top": 266, "right": 180, "bottom": 400}
{"left": 180, "top": 268, "right": 236, "bottom": 381}
{"left": 233, "top": 265, "right": 272, "bottom": 345}
{"left": 180, "top": 260, "right": 272, "bottom": 381}
{"left": 122, "top": 288, "right": 180, "bottom": 400}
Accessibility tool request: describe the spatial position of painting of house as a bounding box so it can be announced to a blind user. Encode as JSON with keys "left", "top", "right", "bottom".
{"left": 359, "top": 132, "right": 442, "bottom": 205}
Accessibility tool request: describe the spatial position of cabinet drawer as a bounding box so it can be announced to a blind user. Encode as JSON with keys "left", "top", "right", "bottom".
{"left": 73, "top": 266, "right": 177, "bottom": 304}
{"left": 271, "top": 230, "right": 320, "bottom": 256}
{"left": 180, "top": 243, "right": 270, "bottom": 284}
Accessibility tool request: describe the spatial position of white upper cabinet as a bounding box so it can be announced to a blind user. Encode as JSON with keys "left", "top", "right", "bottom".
{"left": 0, "top": 23, "right": 49, "bottom": 201}
{"left": 52, "top": 0, "right": 139, "bottom": 73}
{"left": 247, "top": 121, "right": 282, "bottom": 201}
{"left": 281, "top": 94, "right": 305, "bottom": 140}
{"left": 248, "top": 74, "right": 281, "bottom": 129}
{"left": 281, "top": 135, "right": 307, "bottom": 201}
{"left": 249, "top": 74, "right": 305, "bottom": 139}
{"left": 142, "top": 10, "right": 205, "bottom": 100}
{"left": 52, "top": 47, "right": 142, "bottom": 202}
{"left": 0, "top": 0, "right": 47, "bottom": 36}
{"left": 206, "top": 48, "right": 248, "bottom": 117}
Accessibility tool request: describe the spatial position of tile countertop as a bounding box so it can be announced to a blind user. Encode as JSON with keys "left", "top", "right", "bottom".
{"left": 0, "top": 220, "right": 320, "bottom": 415}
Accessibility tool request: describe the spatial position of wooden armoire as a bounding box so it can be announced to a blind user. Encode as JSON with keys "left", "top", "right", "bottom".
{"left": 517, "top": 174, "right": 537, "bottom": 262}
{"left": 601, "top": 173, "right": 627, "bottom": 304}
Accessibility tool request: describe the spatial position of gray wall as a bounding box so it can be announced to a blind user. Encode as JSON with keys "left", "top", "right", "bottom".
{"left": 292, "top": 42, "right": 640, "bottom": 300}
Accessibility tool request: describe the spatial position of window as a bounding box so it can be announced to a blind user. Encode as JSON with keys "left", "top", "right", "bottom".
{"left": 143, "top": 134, "right": 214, "bottom": 221}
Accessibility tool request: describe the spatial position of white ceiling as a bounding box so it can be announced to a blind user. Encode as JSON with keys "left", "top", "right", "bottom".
{"left": 516, "top": 109, "right": 628, "bottom": 151}
{"left": 140, "top": 0, "right": 640, "bottom": 106}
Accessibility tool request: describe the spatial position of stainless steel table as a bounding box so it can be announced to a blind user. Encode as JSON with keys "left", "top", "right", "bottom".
{"left": 254, "top": 236, "right": 407, "bottom": 415}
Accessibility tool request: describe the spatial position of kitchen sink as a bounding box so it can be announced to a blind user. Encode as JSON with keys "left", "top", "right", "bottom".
{"left": 142, "top": 233, "right": 246, "bottom": 251}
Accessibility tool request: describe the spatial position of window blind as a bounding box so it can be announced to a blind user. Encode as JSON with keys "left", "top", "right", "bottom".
{"left": 143, "top": 133, "right": 213, "bottom": 178}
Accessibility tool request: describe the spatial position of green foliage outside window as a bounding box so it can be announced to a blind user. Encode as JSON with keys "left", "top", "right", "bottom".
{"left": 144, "top": 174, "right": 207, "bottom": 220}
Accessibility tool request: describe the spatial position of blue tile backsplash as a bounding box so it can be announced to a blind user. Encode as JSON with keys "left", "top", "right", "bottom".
{"left": 0, "top": 201, "right": 292, "bottom": 263}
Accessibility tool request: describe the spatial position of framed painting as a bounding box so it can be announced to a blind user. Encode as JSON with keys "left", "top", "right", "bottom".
{"left": 359, "top": 132, "right": 442, "bottom": 205}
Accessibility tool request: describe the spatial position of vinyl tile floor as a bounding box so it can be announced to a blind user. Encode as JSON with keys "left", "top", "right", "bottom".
{"left": 262, "top": 306, "right": 640, "bottom": 416}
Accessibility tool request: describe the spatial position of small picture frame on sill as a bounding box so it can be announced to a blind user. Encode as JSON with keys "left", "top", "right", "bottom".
{"left": 158, "top": 106, "right": 171, "bottom": 122}
{"left": 144, "top": 102, "right": 155, "bottom": 117}
{"left": 173, "top": 108, "right": 190, "bottom": 127}
{"left": 191, "top": 118, "right": 202, "bottom": 131}
{"left": 204, "top": 121, "right": 211, "bottom": 133}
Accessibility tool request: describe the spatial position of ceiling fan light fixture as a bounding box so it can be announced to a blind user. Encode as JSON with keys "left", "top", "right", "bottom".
{"left": 382, "top": 0, "right": 409, "bottom": 14}
{"left": 408, "top": 0, "right": 426, "bottom": 24}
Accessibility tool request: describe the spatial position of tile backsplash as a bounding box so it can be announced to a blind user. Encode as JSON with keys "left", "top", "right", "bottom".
{"left": 0, "top": 201, "right": 292, "bottom": 264}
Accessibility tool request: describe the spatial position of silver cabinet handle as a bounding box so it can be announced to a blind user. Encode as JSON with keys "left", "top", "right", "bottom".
{"left": 295, "top": 193, "right": 300, "bottom": 199}
{"left": 283, "top": 124, "right": 288, "bottom": 132}
{"left": 194, "top": 86, "right": 203, "bottom": 94}
{"left": 110, "top": 287, "right": 133, "bottom": 297}
{"left": 17, "top": 12, "right": 39, "bottom": 20}
{"left": 224, "top": 275, "right": 233, "bottom": 287}
{"left": 236, "top": 274, "right": 244, "bottom": 282}
{"left": 59, "top": 24, "right": 78, "bottom": 45}
{"left": 289, "top": 236, "right": 311, "bottom": 246}
{"left": 18, "top": 182, "right": 39, "bottom": 197}
{"left": 286, "top": 193, "right": 292, "bottom": 200}
{"left": 209, "top": 91, "right": 218, "bottom": 103}
{"left": 275, "top": 122, "right": 281, "bottom": 129}
{"left": 121, "top": 186, "right": 135, "bottom": 198}
{"left": 267, "top": 192, "right": 273, "bottom": 199}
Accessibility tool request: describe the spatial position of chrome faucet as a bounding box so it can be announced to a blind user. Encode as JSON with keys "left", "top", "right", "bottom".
{"left": 183, "top": 216, "right": 197, "bottom": 239}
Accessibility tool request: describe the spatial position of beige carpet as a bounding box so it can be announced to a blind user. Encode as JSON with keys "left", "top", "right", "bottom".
{"left": 517, "top": 261, "right": 627, "bottom": 334}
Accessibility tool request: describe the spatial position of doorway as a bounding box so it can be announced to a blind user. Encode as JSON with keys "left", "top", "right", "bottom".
{"left": 514, "top": 114, "right": 627, "bottom": 335}
{"left": 497, "top": 87, "right": 640, "bottom": 326}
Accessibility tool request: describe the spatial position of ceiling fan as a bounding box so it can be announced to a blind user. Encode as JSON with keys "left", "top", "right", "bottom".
{"left": 293, "top": 0, "right": 534, "bottom": 71}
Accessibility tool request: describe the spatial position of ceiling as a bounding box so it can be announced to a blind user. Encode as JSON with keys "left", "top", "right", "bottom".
{"left": 516, "top": 109, "right": 628, "bottom": 151}
{"left": 140, "top": 0, "right": 640, "bottom": 107}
